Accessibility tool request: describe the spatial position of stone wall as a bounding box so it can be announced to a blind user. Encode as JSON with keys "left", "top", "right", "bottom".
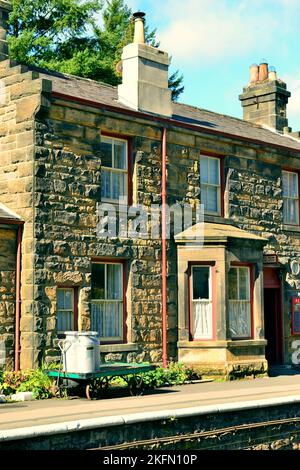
{"left": 28, "top": 95, "right": 203, "bottom": 366}
{"left": 0, "top": 60, "right": 51, "bottom": 368}
{"left": 225, "top": 154, "right": 300, "bottom": 363}
{"left": 0, "top": 227, "right": 16, "bottom": 369}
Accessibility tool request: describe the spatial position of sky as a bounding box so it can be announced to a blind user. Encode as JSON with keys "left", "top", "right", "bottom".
{"left": 125, "top": 0, "right": 300, "bottom": 131}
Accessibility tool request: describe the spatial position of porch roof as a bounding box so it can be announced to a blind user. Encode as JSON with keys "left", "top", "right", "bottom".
{"left": 0, "top": 203, "right": 22, "bottom": 223}
{"left": 174, "top": 222, "right": 268, "bottom": 243}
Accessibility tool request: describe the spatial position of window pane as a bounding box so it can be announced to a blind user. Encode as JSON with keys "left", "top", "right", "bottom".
{"left": 193, "top": 300, "right": 212, "bottom": 339}
{"left": 114, "top": 141, "right": 127, "bottom": 170}
{"left": 201, "top": 186, "right": 208, "bottom": 209}
{"left": 192, "top": 267, "right": 209, "bottom": 299}
{"left": 57, "top": 311, "right": 73, "bottom": 332}
{"left": 289, "top": 172, "right": 298, "bottom": 197}
{"left": 239, "top": 268, "right": 249, "bottom": 300}
{"left": 64, "top": 290, "right": 73, "bottom": 309}
{"left": 200, "top": 157, "right": 208, "bottom": 184}
{"left": 282, "top": 172, "right": 289, "bottom": 196}
{"left": 209, "top": 158, "right": 220, "bottom": 185}
{"left": 100, "top": 138, "right": 113, "bottom": 168}
{"left": 107, "top": 264, "right": 122, "bottom": 300}
{"left": 101, "top": 170, "right": 111, "bottom": 199}
{"left": 91, "top": 301, "right": 122, "bottom": 340}
{"left": 229, "top": 301, "right": 251, "bottom": 338}
{"left": 112, "top": 171, "right": 126, "bottom": 201}
{"left": 228, "top": 268, "right": 238, "bottom": 300}
{"left": 285, "top": 199, "right": 299, "bottom": 224}
{"left": 57, "top": 289, "right": 65, "bottom": 309}
{"left": 92, "top": 264, "right": 105, "bottom": 299}
{"left": 206, "top": 186, "right": 218, "bottom": 213}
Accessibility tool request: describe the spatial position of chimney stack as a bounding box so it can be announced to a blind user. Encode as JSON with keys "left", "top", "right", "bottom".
{"left": 0, "top": 1, "right": 12, "bottom": 61}
{"left": 239, "top": 61, "right": 291, "bottom": 133}
{"left": 118, "top": 12, "right": 172, "bottom": 117}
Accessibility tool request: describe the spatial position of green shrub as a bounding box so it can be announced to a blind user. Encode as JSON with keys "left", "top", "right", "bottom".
{"left": 1, "top": 370, "right": 31, "bottom": 395}
{"left": 17, "top": 369, "right": 54, "bottom": 399}
{"left": 2, "top": 369, "right": 55, "bottom": 399}
{"left": 122, "top": 362, "right": 201, "bottom": 390}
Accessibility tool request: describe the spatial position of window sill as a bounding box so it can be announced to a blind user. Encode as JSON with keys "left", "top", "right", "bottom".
{"left": 281, "top": 224, "right": 300, "bottom": 233}
{"left": 204, "top": 215, "right": 233, "bottom": 226}
{"left": 100, "top": 343, "right": 139, "bottom": 353}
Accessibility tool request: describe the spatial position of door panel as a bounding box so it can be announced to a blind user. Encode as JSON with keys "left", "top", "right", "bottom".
{"left": 264, "top": 288, "right": 282, "bottom": 364}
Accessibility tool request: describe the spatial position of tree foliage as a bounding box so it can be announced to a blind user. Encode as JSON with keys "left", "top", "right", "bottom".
{"left": 7, "top": 0, "right": 184, "bottom": 100}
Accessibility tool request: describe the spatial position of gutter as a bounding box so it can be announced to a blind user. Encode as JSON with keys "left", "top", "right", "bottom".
{"left": 161, "top": 128, "right": 167, "bottom": 368}
{"left": 52, "top": 91, "right": 300, "bottom": 156}
{"left": 14, "top": 224, "right": 23, "bottom": 371}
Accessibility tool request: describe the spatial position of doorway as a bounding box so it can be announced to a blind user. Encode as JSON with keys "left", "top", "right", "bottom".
{"left": 263, "top": 268, "right": 283, "bottom": 364}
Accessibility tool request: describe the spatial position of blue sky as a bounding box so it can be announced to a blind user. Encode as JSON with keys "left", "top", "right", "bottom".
{"left": 125, "top": 0, "right": 300, "bottom": 132}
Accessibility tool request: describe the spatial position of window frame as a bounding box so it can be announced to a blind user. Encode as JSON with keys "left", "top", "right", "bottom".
{"left": 200, "top": 153, "right": 224, "bottom": 217}
{"left": 188, "top": 262, "right": 216, "bottom": 341}
{"left": 56, "top": 286, "right": 78, "bottom": 334}
{"left": 228, "top": 263, "right": 254, "bottom": 340}
{"left": 91, "top": 259, "right": 127, "bottom": 344}
{"left": 282, "top": 169, "right": 300, "bottom": 226}
{"left": 100, "top": 133, "right": 132, "bottom": 205}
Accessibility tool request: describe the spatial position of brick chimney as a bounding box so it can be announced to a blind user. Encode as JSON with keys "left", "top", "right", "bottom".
{"left": 0, "top": 1, "right": 12, "bottom": 61}
{"left": 239, "top": 61, "right": 291, "bottom": 133}
{"left": 118, "top": 12, "right": 172, "bottom": 117}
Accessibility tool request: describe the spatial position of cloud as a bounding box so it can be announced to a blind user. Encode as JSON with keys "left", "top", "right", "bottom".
{"left": 283, "top": 71, "right": 300, "bottom": 130}
{"left": 152, "top": 0, "right": 299, "bottom": 64}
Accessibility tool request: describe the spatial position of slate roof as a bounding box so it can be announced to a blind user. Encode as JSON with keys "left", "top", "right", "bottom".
{"left": 34, "top": 67, "right": 300, "bottom": 153}
{"left": 0, "top": 203, "right": 22, "bottom": 222}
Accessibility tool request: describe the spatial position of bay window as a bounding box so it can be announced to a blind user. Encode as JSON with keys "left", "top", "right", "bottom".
{"left": 101, "top": 136, "right": 128, "bottom": 203}
{"left": 91, "top": 262, "right": 124, "bottom": 342}
{"left": 283, "top": 170, "right": 299, "bottom": 225}
{"left": 200, "top": 155, "right": 221, "bottom": 215}
{"left": 190, "top": 265, "right": 213, "bottom": 340}
{"left": 228, "top": 266, "right": 252, "bottom": 339}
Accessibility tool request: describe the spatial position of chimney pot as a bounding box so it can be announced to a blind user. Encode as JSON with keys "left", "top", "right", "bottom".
{"left": 258, "top": 61, "right": 269, "bottom": 81}
{"left": 249, "top": 64, "right": 259, "bottom": 83}
{"left": 133, "top": 11, "right": 146, "bottom": 44}
{"left": 268, "top": 66, "right": 277, "bottom": 81}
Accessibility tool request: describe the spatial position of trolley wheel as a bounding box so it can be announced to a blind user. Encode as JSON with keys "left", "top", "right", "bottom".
{"left": 85, "top": 378, "right": 109, "bottom": 400}
{"left": 128, "top": 376, "right": 145, "bottom": 396}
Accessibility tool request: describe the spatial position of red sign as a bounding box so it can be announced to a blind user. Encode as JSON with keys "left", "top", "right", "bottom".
{"left": 292, "top": 297, "right": 300, "bottom": 335}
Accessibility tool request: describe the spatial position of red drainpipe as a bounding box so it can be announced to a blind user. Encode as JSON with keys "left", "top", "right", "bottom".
{"left": 14, "top": 224, "right": 22, "bottom": 371}
{"left": 162, "top": 127, "right": 168, "bottom": 368}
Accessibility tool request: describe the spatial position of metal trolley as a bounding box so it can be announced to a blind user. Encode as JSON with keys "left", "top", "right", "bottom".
{"left": 45, "top": 363, "right": 156, "bottom": 400}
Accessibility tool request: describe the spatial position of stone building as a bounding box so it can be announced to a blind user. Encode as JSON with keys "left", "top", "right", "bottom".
{"left": 0, "top": 5, "right": 300, "bottom": 377}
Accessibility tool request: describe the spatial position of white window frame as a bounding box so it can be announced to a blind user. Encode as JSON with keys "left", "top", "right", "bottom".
{"left": 228, "top": 266, "right": 252, "bottom": 340}
{"left": 191, "top": 265, "right": 213, "bottom": 340}
{"left": 56, "top": 288, "right": 75, "bottom": 333}
{"left": 282, "top": 170, "right": 299, "bottom": 225}
{"left": 101, "top": 136, "right": 128, "bottom": 204}
{"left": 91, "top": 262, "right": 124, "bottom": 342}
{"left": 200, "top": 155, "right": 221, "bottom": 216}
